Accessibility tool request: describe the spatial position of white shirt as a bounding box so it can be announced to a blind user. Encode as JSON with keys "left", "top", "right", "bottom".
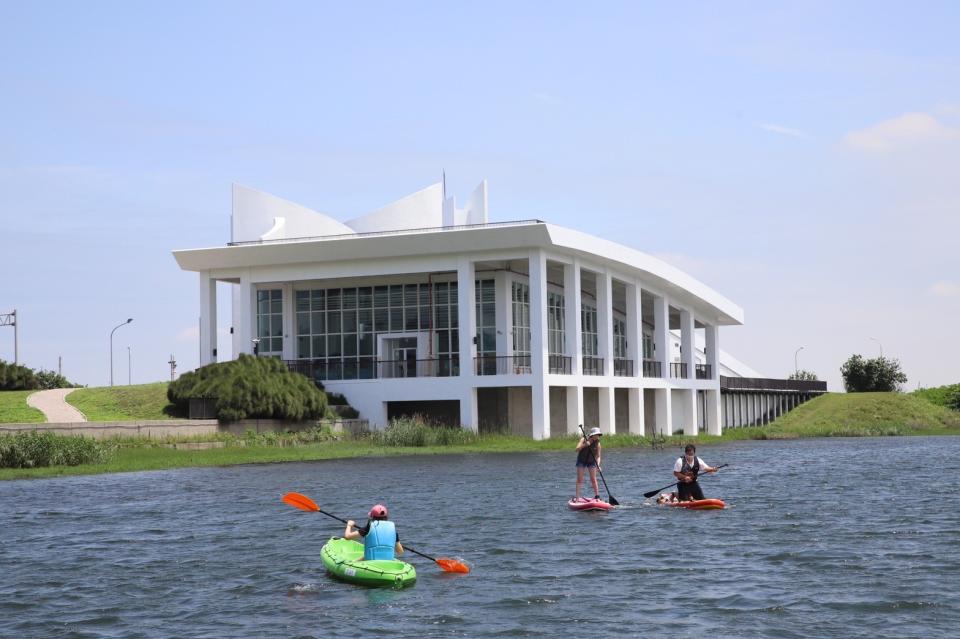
{"left": 674, "top": 456, "right": 707, "bottom": 473}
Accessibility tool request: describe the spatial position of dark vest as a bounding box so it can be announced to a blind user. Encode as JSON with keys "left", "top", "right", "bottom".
{"left": 680, "top": 455, "right": 700, "bottom": 480}
{"left": 577, "top": 440, "right": 599, "bottom": 465}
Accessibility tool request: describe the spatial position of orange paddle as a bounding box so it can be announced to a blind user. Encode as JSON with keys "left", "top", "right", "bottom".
{"left": 282, "top": 492, "right": 470, "bottom": 574}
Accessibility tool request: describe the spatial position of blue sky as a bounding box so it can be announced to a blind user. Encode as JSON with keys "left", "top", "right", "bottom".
{"left": 2, "top": 2, "right": 958, "bottom": 390}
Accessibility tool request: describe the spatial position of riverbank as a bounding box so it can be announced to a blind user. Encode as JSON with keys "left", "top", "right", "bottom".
{"left": 3, "top": 391, "right": 958, "bottom": 480}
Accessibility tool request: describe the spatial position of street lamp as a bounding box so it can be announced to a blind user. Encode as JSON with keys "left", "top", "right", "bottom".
{"left": 110, "top": 318, "right": 133, "bottom": 386}
{"left": 794, "top": 346, "right": 804, "bottom": 377}
{"left": 869, "top": 337, "right": 883, "bottom": 359}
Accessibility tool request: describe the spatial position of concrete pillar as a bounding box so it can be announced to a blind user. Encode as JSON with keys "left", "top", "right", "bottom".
{"left": 706, "top": 390, "right": 723, "bottom": 435}
{"left": 626, "top": 281, "right": 642, "bottom": 377}
{"left": 653, "top": 295, "right": 669, "bottom": 378}
{"left": 598, "top": 386, "right": 615, "bottom": 434}
{"left": 680, "top": 309, "right": 695, "bottom": 380}
{"left": 457, "top": 257, "right": 477, "bottom": 377}
{"left": 495, "top": 270, "right": 511, "bottom": 357}
{"left": 281, "top": 283, "right": 295, "bottom": 360}
{"left": 199, "top": 271, "right": 217, "bottom": 365}
{"left": 529, "top": 249, "right": 549, "bottom": 439}
{"left": 460, "top": 387, "right": 478, "bottom": 432}
{"left": 655, "top": 387, "right": 672, "bottom": 435}
{"left": 563, "top": 260, "right": 582, "bottom": 374}
{"left": 682, "top": 388, "right": 698, "bottom": 435}
{"left": 597, "top": 271, "right": 613, "bottom": 376}
{"left": 238, "top": 271, "right": 255, "bottom": 356}
{"left": 566, "top": 385, "right": 584, "bottom": 435}
{"left": 628, "top": 387, "right": 644, "bottom": 435}
{"left": 705, "top": 324, "right": 719, "bottom": 380}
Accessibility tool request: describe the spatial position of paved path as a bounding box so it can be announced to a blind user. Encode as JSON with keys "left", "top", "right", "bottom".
{"left": 26, "top": 388, "right": 87, "bottom": 423}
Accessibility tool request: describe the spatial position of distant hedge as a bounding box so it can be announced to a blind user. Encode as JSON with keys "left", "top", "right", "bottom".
{"left": 167, "top": 354, "right": 328, "bottom": 422}
{"left": 0, "top": 360, "right": 79, "bottom": 391}
{"left": 0, "top": 432, "right": 108, "bottom": 468}
{"left": 914, "top": 383, "right": 960, "bottom": 411}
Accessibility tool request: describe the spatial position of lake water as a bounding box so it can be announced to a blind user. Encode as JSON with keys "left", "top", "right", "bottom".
{"left": 2, "top": 437, "right": 958, "bottom": 638}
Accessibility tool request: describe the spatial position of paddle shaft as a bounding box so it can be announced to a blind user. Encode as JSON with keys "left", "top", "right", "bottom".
{"left": 578, "top": 425, "right": 619, "bottom": 505}
{"left": 307, "top": 504, "right": 439, "bottom": 562}
{"left": 643, "top": 463, "right": 729, "bottom": 499}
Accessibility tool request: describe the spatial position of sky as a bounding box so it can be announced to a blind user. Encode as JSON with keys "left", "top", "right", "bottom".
{"left": 1, "top": 2, "right": 958, "bottom": 391}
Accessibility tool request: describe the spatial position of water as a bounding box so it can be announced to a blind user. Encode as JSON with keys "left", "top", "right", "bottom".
{"left": 2, "top": 437, "right": 958, "bottom": 638}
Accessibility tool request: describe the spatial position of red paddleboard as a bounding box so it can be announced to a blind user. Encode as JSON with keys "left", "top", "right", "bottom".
{"left": 568, "top": 497, "right": 615, "bottom": 512}
{"left": 667, "top": 498, "right": 726, "bottom": 510}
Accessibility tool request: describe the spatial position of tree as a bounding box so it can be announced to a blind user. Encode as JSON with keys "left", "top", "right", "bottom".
{"left": 840, "top": 354, "right": 907, "bottom": 392}
{"left": 788, "top": 369, "right": 819, "bottom": 381}
{"left": 947, "top": 386, "right": 960, "bottom": 412}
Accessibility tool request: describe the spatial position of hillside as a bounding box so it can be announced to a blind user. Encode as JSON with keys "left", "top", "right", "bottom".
{"left": 66, "top": 383, "right": 175, "bottom": 422}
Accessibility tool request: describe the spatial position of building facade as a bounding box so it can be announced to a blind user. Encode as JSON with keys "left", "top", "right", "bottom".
{"left": 174, "top": 181, "right": 755, "bottom": 439}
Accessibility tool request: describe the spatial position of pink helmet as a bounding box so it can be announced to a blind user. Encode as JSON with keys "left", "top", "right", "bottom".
{"left": 368, "top": 504, "right": 388, "bottom": 519}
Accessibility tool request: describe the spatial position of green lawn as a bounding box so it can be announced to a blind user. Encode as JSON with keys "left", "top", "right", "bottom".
{"left": 65, "top": 382, "right": 175, "bottom": 422}
{"left": 0, "top": 391, "right": 46, "bottom": 424}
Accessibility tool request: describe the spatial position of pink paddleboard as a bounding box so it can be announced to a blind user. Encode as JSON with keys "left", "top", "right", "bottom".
{"left": 567, "top": 497, "right": 615, "bottom": 512}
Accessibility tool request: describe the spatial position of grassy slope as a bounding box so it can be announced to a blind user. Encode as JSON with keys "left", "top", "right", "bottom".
{"left": 66, "top": 383, "right": 175, "bottom": 422}
{"left": 0, "top": 391, "right": 46, "bottom": 424}
{"left": 716, "top": 391, "right": 960, "bottom": 440}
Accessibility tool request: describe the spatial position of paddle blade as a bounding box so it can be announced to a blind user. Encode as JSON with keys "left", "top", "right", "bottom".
{"left": 607, "top": 495, "right": 620, "bottom": 506}
{"left": 282, "top": 492, "right": 320, "bottom": 512}
{"left": 436, "top": 558, "right": 470, "bottom": 574}
{"left": 643, "top": 489, "right": 661, "bottom": 499}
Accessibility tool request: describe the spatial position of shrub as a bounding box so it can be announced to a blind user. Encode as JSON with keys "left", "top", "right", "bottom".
{"left": 167, "top": 354, "right": 328, "bottom": 422}
{"left": 372, "top": 415, "right": 478, "bottom": 447}
{"left": 788, "top": 369, "right": 819, "bottom": 381}
{"left": 840, "top": 354, "right": 907, "bottom": 392}
{"left": 0, "top": 432, "right": 108, "bottom": 468}
{"left": 0, "top": 360, "right": 79, "bottom": 390}
{"left": 914, "top": 383, "right": 960, "bottom": 411}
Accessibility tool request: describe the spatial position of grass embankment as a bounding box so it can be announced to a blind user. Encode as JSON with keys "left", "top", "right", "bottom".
{"left": 711, "top": 391, "right": 960, "bottom": 441}
{"left": 66, "top": 383, "right": 174, "bottom": 421}
{"left": 0, "top": 391, "right": 45, "bottom": 424}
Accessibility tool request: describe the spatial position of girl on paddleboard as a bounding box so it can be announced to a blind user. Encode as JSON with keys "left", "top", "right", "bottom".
{"left": 574, "top": 427, "right": 603, "bottom": 501}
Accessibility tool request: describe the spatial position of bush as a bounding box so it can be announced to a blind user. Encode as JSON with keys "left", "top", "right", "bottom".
{"left": 0, "top": 432, "right": 108, "bottom": 468}
{"left": 914, "top": 383, "right": 960, "bottom": 411}
{"left": 0, "top": 360, "right": 80, "bottom": 390}
{"left": 840, "top": 354, "right": 908, "bottom": 392}
{"left": 34, "top": 369, "right": 80, "bottom": 390}
{"left": 167, "top": 354, "right": 328, "bottom": 422}
{"left": 372, "top": 415, "right": 478, "bottom": 447}
{"left": 788, "top": 369, "right": 819, "bottom": 381}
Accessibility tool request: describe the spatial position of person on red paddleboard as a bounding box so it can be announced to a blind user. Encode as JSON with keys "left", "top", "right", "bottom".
{"left": 574, "top": 427, "right": 603, "bottom": 501}
{"left": 673, "top": 444, "right": 719, "bottom": 502}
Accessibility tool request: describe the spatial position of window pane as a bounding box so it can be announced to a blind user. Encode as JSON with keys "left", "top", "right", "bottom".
{"left": 438, "top": 330, "right": 449, "bottom": 353}
{"left": 343, "top": 310, "right": 357, "bottom": 333}
{"left": 297, "top": 336, "right": 311, "bottom": 358}
{"left": 358, "top": 287, "right": 372, "bottom": 308}
{"left": 357, "top": 308, "right": 372, "bottom": 333}
{"left": 482, "top": 304, "right": 496, "bottom": 327}
{"left": 419, "top": 283, "right": 430, "bottom": 307}
{"left": 374, "top": 286, "right": 389, "bottom": 307}
{"left": 449, "top": 282, "right": 458, "bottom": 305}
{"left": 258, "top": 316, "right": 270, "bottom": 338}
{"left": 327, "top": 289, "right": 341, "bottom": 310}
{"left": 390, "top": 308, "right": 403, "bottom": 331}
{"left": 297, "top": 313, "right": 310, "bottom": 335}
{"left": 327, "top": 311, "right": 340, "bottom": 333}
{"left": 258, "top": 290, "right": 269, "bottom": 303}
{"left": 312, "top": 289, "right": 325, "bottom": 309}
{"left": 405, "top": 307, "right": 418, "bottom": 331}
{"left": 451, "top": 329, "right": 459, "bottom": 352}
{"left": 359, "top": 333, "right": 373, "bottom": 356}
{"left": 404, "top": 284, "right": 418, "bottom": 306}
{"left": 296, "top": 291, "right": 310, "bottom": 312}
{"left": 390, "top": 285, "right": 404, "bottom": 306}
{"left": 343, "top": 334, "right": 357, "bottom": 356}
{"left": 342, "top": 287, "right": 357, "bottom": 310}
{"left": 258, "top": 298, "right": 269, "bottom": 314}
{"left": 327, "top": 335, "right": 342, "bottom": 357}
{"left": 436, "top": 282, "right": 448, "bottom": 305}
{"left": 312, "top": 311, "right": 325, "bottom": 335}
{"left": 374, "top": 308, "right": 389, "bottom": 332}
{"left": 313, "top": 336, "right": 326, "bottom": 357}
{"left": 271, "top": 337, "right": 282, "bottom": 352}
{"left": 436, "top": 305, "right": 448, "bottom": 329}
{"left": 271, "top": 316, "right": 283, "bottom": 337}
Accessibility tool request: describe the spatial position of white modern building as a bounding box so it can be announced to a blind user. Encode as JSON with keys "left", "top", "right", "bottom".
{"left": 173, "top": 180, "right": 771, "bottom": 439}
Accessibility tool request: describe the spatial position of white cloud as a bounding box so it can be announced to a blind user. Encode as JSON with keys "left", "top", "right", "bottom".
{"left": 759, "top": 123, "right": 803, "bottom": 137}
{"left": 929, "top": 281, "right": 960, "bottom": 298}
{"left": 842, "top": 112, "right": 959, "bottom": 152}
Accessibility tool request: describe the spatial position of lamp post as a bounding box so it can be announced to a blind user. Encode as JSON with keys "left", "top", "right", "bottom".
{"left": 794, "top": 346, "right": 804, "bottom": 377}
{"left": 869, "top": 337, "right": 883, "bottom": 359}
{"left": 110, "top": 318, "right": 133, "bottom": 386}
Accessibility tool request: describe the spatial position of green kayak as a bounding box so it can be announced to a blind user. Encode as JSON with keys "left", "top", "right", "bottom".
{"left": 320, "top": 537, "right": 417, "bottom": 588}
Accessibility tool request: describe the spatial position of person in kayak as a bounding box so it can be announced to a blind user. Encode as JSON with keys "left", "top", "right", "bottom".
{"left": 344, "top": 504, "right": 404, "bottom": 561}
{"left": 673, "top": 444, "right": 719, "bottom": 501}
{"left": 575, "top": 427, "right": 603, "bottom": 501}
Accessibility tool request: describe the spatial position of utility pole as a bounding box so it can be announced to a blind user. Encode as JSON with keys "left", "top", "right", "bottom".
{"left": 168, "top": 354, "right": 177, "bottom": 381}
{"left": 1, "top": 310, "right": 17, "bottom": 364}
{"left": 127, "top": 346, "right": 132, "bottom": 385}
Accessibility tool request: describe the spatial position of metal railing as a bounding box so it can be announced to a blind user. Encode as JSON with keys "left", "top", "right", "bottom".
{"left": 228, "top": 219, "right": 546, "bottom": 246}
{"left": 582, "top": 356, "right": 604, "bottom": 376}
{"left": 475, "top": 354, "right": 532, "bottom": 376}
{"left": 695, "top": 364, "right": 712, "bottom": 380}
{"left": 285, "top": 357, "right": 458, "bottom": 382}
{"left": 720, "top": 376, "right": 827, "bottom": 392}
{"left": 613, "top": 358, "right": 634, "bottom": 377}
{"left": 378, "top": 357, "right": 460, "bottom": 379}
{"left": 548, "top": 354, "right": 572, "bottom": 374}
{"left": 670, "top": 362, "right": 688, "bottom": 379}
{"left": 642, "top": 359, "right": 662, "bottom": 378}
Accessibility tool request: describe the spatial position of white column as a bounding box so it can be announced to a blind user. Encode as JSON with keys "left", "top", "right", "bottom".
{"left": 682, "top": 388, "right": 698, "bottom": 435}
{"left": 281, "top": 283, "right": 295, "bottom": 360}
{"left": 563, "top": 260, "right": 582, "bottom": 375}
{"left": 529, "top": 249, "right": 550, "bottom": 439}
{"left": 628, "top": 387, "right": 644, "bottom": 435}
{"left": 460, "top": 387, "right": 478, "bottom": 432}
{"left": 495, "top": 270, "right": 511, "bottom": 357}
{"left": 705, "top": 324, "right": 719, "bottom": 380}
{"left": 598, "top": 387, "right": 615, "bottom": 434}
{"left": 655, "top": 387, "right": 672, "bottom": 435}
{"left": 706, "top": 389, "right": 722, "bottom": 435}
{"left": 597, "top": 271, "right": 613, "bottom": 376}
{"left": 238, "top": 271, "right": 255, "bottom": 356}
{"left": 680, "top": 309, "right": 695, "bottom": 381}
{"left": 653, "top": 295, "right": 669, "bottom": 379}
{"left": 199, "top": 271, "right": 217, "bottom": 365}
{"left": 626, "top": 282, "right": 642, "bottom": 377}
{"left": 457, "top": 257, "right": 477, "bottom": 377}
{"left": 566, "top": 385, "right": 583, "bottom": 435}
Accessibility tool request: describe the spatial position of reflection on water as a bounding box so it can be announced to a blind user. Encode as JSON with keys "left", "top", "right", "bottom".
{"left": 1, "top": 437, "right": 959, "bottom": 638}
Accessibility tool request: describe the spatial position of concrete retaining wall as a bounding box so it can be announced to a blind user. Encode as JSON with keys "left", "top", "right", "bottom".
{"left": 0, "top": 418, "right": 366, "bottom": 440}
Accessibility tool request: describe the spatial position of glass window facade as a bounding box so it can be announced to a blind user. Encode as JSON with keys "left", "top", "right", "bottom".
{"left": 511, "top": 281, "right": 531, "bottom": 357}
{"left": 581, "top": 303, "right": 598, "bottom": 356}
{"left": 547, "top": 291, "right": 565, "bottom": 355}
{"left": 256, "top": 289, "right": 283, "bottom": 354}
{"left": 475, "top": 279, "right": 496, "bottom": 356}
{"left": 613, "top": 316, "right": 627, "bottom": 359}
